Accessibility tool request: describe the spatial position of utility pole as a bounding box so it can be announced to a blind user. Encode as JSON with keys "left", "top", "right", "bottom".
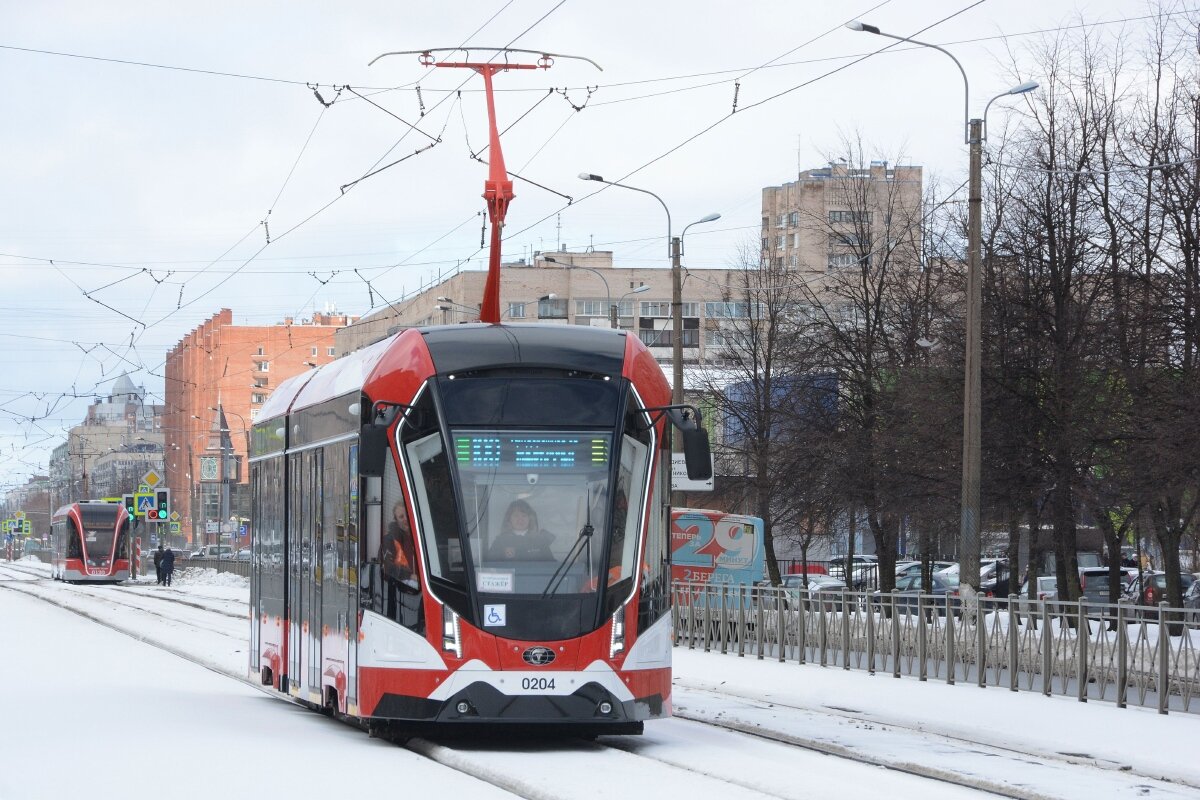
{"left": 671, "top": 235, "right": 684, "bottom": 507}
{"left": 961, "top": 117, "right": 983, "bottom": 594}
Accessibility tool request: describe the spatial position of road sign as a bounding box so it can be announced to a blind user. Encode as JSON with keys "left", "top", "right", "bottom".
{"left": 169, "top": 511, "right": 180, "bottom": 522}
{"left": 205, "top": 521, "right": 219, "bottom": 534}
{"left": 141, "top": 469, "right": 162, "bottom": 488}
{"left": 169, "top": 522, "right": 181, "bottom": 534}
{"left": 138, "top": 484, "right": 151, "bottom": 493}
{"left": 135, "top": 493, "right": 156, "bottom": 516}
{"left": 14, "top": 511, "right": 25, "bottom": 520}
{"left": 239, "top": 525, "right": 248, "bottom": 536}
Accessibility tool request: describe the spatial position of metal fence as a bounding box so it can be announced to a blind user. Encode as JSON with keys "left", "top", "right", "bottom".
{"left": 672, "top": 581, "right": 1200, "bottom": 715}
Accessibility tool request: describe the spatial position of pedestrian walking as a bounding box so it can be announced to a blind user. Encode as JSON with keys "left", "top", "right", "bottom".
{"left": 161, "top": 545, "right": 175, "bottom": 587}
{"left": 153, "top": 543, "right": 165, "bottom": 585}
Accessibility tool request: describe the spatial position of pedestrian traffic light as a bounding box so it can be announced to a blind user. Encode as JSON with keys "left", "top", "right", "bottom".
{"left": 123, "top": 494, "right": 136, "bottom": 518}
{"left": 155, "top": 489, "right": 170, "bottom": 520}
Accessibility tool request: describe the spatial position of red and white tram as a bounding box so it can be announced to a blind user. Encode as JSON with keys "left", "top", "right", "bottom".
{"left": 249, "top": 324, "right": 711, "bottom": 735}
{"left": 51, "top": 501, "right": 131, "bottom": 583}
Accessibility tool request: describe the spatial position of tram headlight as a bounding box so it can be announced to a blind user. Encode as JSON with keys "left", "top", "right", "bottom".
{"left": 442, "top": 605, "right": 462, "bottom": 658}
{"left": 609, "top": 607, "right": 625, "bottom": 658}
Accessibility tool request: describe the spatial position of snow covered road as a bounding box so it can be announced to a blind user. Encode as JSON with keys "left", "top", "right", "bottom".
{"left": 2, "top": 561, "right": 1195, "bottom": 800}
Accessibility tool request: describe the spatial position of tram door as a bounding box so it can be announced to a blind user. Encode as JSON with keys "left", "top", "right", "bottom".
{"left": 286, "top": 454, "right": 303, "bottom": 695}
{"left": 305, "top": 449, "right": 324, "bottom": 701}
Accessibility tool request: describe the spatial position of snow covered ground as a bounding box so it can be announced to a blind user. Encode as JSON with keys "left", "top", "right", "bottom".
{"left": 2, "top": 561, "right": 1196, "bottom": 799}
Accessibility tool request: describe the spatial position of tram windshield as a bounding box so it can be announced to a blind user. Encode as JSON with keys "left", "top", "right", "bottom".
{"left": 78, "top": 506, "right": 118, "bottom": 563}
{"left": 406, "top": 429, "right": 648, "bottom": 599}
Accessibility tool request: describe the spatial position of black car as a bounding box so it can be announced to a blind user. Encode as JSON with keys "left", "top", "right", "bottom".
{"left": 872, "top": 573, "right": 960, "bottom": 616}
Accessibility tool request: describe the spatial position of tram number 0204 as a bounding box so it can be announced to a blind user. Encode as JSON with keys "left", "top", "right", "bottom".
{"left": 521, "top": 677, "right": 556, "bottom": 691}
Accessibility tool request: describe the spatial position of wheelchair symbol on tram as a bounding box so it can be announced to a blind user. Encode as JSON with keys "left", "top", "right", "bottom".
{"left": 484, "top": 604, "right": 506, "bottom": 627}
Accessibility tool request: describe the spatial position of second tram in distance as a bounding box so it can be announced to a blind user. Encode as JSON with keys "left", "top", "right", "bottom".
{"left": 50, "top": 501, "right": 131, "bottom": 583}
{"left": 249, "top": 323, "right": 711, "bottom": 735}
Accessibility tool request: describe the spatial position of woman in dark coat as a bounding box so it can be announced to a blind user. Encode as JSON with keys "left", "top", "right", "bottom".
{"left": 488, "top": 499, "right": 554, "bottom": 561}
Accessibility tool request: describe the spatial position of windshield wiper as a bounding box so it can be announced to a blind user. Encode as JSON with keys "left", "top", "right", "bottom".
{"left": 541, "top": 521, "right": 593, "bottom": 598}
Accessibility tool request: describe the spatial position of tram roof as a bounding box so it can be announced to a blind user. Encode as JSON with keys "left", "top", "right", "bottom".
{"left": 420, "top": 323, "right": 628, "bottom": 375}
{"left": 255, "top": 333, "right": 397, "bottom": 422}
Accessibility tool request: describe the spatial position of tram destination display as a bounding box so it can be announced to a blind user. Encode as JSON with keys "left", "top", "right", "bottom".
{"left": 453, "top": 431, "right": 610, "bottom": 469}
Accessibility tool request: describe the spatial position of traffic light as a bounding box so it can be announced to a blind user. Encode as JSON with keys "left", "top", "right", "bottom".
{"left": 123, "top": 494, "right": 136, "bottom": 518}
{"left": 155, "top": 489, "right": 170, "bottom": 520}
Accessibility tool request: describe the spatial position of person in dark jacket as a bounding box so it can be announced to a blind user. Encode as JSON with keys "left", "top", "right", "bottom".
{"left": 161, "top": 546, "right": 176, "bottom": 587}
{"left": 153, "top": 543, "right": 165, "bottom": 585}
{"left": 488, "top": 500, "right": 554, "bottom": 561}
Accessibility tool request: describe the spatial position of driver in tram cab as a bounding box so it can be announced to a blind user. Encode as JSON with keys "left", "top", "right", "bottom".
{"left": 488, "top": 499, "right": 554, "bottom": 561}
{"left": 381, "top": 501, "right": 417, "bottom": 590}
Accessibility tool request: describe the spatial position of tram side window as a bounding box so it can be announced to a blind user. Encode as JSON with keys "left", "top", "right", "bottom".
{"left": 637, "top": 449, "right": 672, "bottom": 633}
{"left": 66, "top": 521, "right": 83, "bottom": 559}
{"left": 115, "top": 520, "right": 129, "bottom": 559}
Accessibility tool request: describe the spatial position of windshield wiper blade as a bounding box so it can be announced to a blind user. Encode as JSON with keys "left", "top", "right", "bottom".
{"left": 541, "top": 523, "right": 592, "bottom": 598}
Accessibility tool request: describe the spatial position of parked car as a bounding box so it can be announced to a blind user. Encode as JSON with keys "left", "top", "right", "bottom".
{"left": 894, "top": 560, "right": 955, "bottom": 580}
{"left": 1184, "top": 581, "right": 1200, "bottom": 621}
{"left": 872, "top": 572, "right": 960, "bottom": 616}
{"left": 827, "top": 555, "right": 879, "bottom": 589}
{"left": 191, "top": 545, "right": 233, "bottom": 559}
{"left": 1123, "top": 571, "right": 1197, "bottom": 608}
{"left": 781, "top": 573, "right": 849, "bottom": 611}
{"left": 1079, "top": 567, "right": 1136, "bottom": 606}
{"left": 1019, "top": 576, "right": 1059, "bottom": 601}
{"left": 236, "top": 548, "right": 252, "bottom": 561}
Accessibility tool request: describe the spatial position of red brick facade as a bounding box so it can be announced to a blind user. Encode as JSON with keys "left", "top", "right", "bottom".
{"left": 163, "top": 308, "right": 355, "bottom": 545}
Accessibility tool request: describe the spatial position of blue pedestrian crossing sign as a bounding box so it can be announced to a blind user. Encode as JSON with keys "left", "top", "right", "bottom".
{"left": 135, "top": 494, "right": 156, "bottom": 516}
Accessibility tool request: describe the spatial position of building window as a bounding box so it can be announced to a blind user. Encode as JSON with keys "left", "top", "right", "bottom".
{"left": 575, "top": 299, "right": 608, "bottom": 317}
{"left": 507, "top": 302, "right": 526, "bottom": 319}
{"left": 761, "top": 217, "right": 769, "bottom": 230}
{"left": 793, "top": 232, "right": 801, "bottom": 248}
{"left": 255, "top": 361, "right": 269, "bottom": 372}
{"left": 256, "top": 346, "right": 264, "bottom": 356}
{"left": 776, "top": 214, "right": 786, "bottom": 227}
{"left": 252, "top": 392, "right": 266, "bottom": 404}
{"left": 775, "top": 234, "right": 784, "bottom": 249}
{"left": 789, "top": 211, "right": 799, "bottom": 227}
{"left": 538, "top": 297, "right": 568, "bottom": 318}
{"left": 828, "top": 253, "right": 861, "bottom": 269}
{"left": 253, "top": 378, "right": 268, "bottom": 388}
{"left": 761, "top": 237, "right": 768, "bottom": 252}
{"left": 311, "top": 346, "right": 318, "bottom": 356}
{"left": 828, "top": 210, "right": 871, "bottom": 224}
{"left": 327, "top": 347, "right": 335, "bottom": 356}
{"left": 640, "top": 301, "right": 671, "bottom": 317}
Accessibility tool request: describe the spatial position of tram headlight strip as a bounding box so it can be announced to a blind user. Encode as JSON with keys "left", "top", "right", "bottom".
{"left": 609, "top": 607, "right": 625, "bottom": 658}
{"left": 442, "top": 605, "right": 462, "bottom": 658}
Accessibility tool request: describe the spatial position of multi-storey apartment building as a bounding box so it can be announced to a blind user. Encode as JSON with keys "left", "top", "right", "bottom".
{"left": 163, "top": 308, "right": 356, "bottom": 547}
{"left": 334, "top": 251, "right": 751, "bottom": 377}
{"left": 760, "top": 160, "right": 923, "bottom": 275}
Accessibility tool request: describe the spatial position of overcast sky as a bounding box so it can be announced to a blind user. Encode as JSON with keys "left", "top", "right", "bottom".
{"left": 0, "top": 0, "right": 1171, "bottom": 490}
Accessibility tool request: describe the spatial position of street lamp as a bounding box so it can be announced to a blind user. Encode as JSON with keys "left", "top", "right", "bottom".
{"left": 846, "top": 20, "right": 1037, "bottom": 595}
{"left": 543, "top": 256, "right": 620, "bottom": 328}
{"left": 577, "top": 172, "right": 720, "bottom": 406}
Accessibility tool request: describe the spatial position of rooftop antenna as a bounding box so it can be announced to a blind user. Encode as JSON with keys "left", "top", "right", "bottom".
{"left": 370, "top": 47, "right": 601, "bottom": 323}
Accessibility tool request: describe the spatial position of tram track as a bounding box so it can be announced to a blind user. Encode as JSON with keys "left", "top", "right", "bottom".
{"left": 3, "top": 574, "right": 1010, "bottom": 800}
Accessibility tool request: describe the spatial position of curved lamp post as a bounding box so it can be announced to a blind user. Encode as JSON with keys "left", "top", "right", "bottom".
{"left": 846, "top": 20, "right": 1037, "bottom": 595}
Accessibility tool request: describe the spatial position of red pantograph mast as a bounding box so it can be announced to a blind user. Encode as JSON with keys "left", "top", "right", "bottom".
{"left": 371, "top": 49, "right": 599, "bottom": 324}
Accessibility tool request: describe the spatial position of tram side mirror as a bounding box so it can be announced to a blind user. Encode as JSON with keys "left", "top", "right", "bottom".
{"left": 664, "top": 406, "right": 713, "bottom": 481}
{"left": 682, "top": 428, "right": 712, "bottom": 481}
{"left": 360, "top": 424, "right": 389, "bottom": 478}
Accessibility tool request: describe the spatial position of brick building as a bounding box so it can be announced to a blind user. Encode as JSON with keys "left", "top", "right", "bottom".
{"left": 164, "top": 308, "right": 356, "bottom": 547}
